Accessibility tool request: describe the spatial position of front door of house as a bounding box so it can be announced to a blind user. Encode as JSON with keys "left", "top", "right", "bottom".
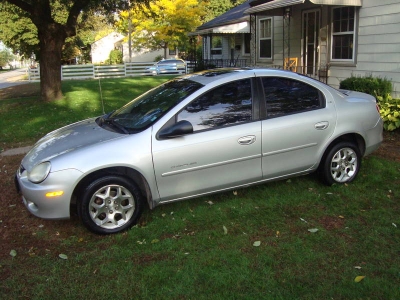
{"left": 303, "top": 10, "right": 320, "bottom": 76}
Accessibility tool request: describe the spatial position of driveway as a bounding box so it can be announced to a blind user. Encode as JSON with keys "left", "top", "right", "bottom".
{"left": 0, "top": 68, "right": 28, "bottom": 89}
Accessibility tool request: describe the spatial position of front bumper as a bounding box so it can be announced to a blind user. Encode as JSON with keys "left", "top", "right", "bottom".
{"left": 15, "top": 167, "right": 83, "bottom": 219}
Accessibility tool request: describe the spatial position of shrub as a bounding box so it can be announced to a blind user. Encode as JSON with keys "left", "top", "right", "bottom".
{"left": 154, "top": 55, "right": 163, "bottom": 62}
{"left": 339, "top": 75, "right": 392, "bottom": 101}
{"left": 379, "top": 97, "right": 400, "bottom": 131}
{"left": 108, "top": 49, "right": 123, "bottom": 64}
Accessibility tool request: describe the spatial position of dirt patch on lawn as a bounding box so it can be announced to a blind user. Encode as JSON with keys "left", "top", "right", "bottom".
{"left": 0, "top": 82, "right": 41, "bottom": 100}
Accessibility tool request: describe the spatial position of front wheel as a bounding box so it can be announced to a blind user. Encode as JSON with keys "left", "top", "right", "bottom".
{"left": 320, "top": 142, "right": 361, "bottom": 186}
{"left": 78, "top": 175, "right": 144, "bottom": 234}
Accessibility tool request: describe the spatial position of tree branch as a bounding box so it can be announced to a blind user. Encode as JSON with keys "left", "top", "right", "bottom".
{"left": 65, "top": 0, "right": 92, "bottom": 37}
{"left": 3, "top": 0, "right": 33, "bottom": 14}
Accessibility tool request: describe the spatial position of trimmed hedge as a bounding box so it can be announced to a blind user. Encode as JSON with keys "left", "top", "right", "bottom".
{"left": 339, "top": 75, "right": 392, "bottom": 100}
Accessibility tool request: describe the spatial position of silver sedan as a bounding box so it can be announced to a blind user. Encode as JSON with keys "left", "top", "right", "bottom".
{"left": 15, "top": 68, "right": 383, "bottom": 234}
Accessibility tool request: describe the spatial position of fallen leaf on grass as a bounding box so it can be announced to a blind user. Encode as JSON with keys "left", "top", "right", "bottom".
{"left": 308, "top": 228, "right": 319, "bottom": 233}
{"left": 233, "top": 191, "right": 238, "bottom": 196}
{"left": 354, "top": 266, "right": 362, "bottom": 269}
{"left": 151, "top": 239, "right": 159, "bottom": 244}
{"left": 59, "top": 254, "right": 68, "bottom": 260}
{"left": 223, "top": 225, "right": 228, "bottom": 235}
{"left": 392, "top": 223, "right": 397, "bottom": 228}
{"left": 253, "top": 241, "right": 261, "bottom": 247}
{"left": 206, "top": 201, "right": 214, "bottom": 205}
{"left": 354, "top": 276, "right": 366, "bottom": 282}
{"left": 10, "top": 250, "right": 17, "bottom": 258}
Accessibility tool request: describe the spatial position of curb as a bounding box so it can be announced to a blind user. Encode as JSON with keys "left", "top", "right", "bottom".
{"left": 0, "top": 146, "right": 32, "bottom": 157}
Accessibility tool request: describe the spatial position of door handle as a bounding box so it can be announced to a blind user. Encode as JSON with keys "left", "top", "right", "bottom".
{"left": 238, "top": 135, "right": 256, "bottom": 145}
{"left": 315, "top": 121, "right": 329, "bottom": 130}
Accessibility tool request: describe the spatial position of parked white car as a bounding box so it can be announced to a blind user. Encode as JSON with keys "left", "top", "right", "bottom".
{"left": 15, "top": 68, "right": 383, "bottom": 234}
{"left": 145, "top": 58, "right": 186, "bottom": 75}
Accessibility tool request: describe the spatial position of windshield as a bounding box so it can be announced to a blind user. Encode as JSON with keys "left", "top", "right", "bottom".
{"left": 101, "top": 78, "right": 203, "bottom": 133}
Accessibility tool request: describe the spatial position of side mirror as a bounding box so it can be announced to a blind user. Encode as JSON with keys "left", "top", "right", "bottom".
{"left": 158, "top": 120, "right": 193, "bottom": 139}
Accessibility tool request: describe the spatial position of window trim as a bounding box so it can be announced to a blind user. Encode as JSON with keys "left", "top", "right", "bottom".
{"left": 330, "top": 6, "right": 357, "bottom": 63}
{"left": 258, "top": 17, "right": 273, "bottom": 60}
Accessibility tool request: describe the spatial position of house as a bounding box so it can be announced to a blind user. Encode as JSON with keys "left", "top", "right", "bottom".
{"left": 91, "top": 32, "right": 176, "bottom": 64}
{"left": 190, "top": 1, "right": 252, "bottom": 68}
{"left": 192, "top": 0, "right": 400, "bottom": 96}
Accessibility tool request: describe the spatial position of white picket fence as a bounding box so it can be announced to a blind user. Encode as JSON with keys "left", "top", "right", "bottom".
{"left": 28, "top": 62, "right": 193, "bottom": 81}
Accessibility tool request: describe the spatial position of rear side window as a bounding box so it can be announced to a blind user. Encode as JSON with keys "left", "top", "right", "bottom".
{"left": 261, "top": 77, "right": 324, "bottom": 118}
{"left": 177, "top": 79, "right": 252, "bottom": 132}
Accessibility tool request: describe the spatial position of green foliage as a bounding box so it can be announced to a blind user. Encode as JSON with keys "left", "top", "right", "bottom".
{"left": 379, "top": 97, "right": 400, "bottom": 131}
{"left": 202, "top": 0, "right": 247, "bottom": 23}
{"left": 108, "top": 49, "right": 123, "bottom": 64}
{"left": 154, "top": 54, "right": 163, "bottom": 62}
{"left": 0, "top": 3, "right": 39, "bottom": 58}
{"left": 117, "top": 0, "right": 205, "bottom": 55}
{"left": 339, "top": 75, "right": 392, "bottom": 101}
{"left": 0, "top": 48, "right": 15, "bottom": 67}
{"left": 340, "top": 75, "right": 398, "bottom": 131}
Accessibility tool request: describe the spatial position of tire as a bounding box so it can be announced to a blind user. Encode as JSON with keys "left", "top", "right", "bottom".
{"left": 320, "top": 142, "right": 361, "bottom": 186}
{"left": 78, "top": 175, "right": 143, "bottom": 234}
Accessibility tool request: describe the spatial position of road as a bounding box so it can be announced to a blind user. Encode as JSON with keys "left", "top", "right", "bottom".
{"left": 0, "top": 68, "right": 28, "bottom": 89}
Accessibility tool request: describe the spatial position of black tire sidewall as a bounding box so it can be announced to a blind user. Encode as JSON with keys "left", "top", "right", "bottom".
{"left": 78, "top": 175, "right": 143, "bottom": 234}
{"left": 321, "top": 142, "right": 361, "bottom": 186}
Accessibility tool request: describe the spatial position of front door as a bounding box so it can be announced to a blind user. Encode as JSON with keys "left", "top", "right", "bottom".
{"left": 152, "top": 78, "right": 263, "bottom": 203}
{"left": 303, "top": 10, "right": 320, "bottom": 76}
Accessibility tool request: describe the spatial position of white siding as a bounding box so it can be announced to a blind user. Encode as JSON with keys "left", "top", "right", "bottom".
{"left": 330, "top": 0, "right": 400, "bottom": 96}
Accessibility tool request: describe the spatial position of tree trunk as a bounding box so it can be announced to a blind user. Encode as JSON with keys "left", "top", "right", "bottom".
{"left": 38, "top": 25, "right": 66, "bottom": 101}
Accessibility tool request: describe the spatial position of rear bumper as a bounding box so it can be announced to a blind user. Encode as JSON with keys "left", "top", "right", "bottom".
{"left": 364, "top": 117, "right": 384, "bottom": 156}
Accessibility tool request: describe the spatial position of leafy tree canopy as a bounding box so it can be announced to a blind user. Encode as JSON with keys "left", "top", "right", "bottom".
{"left": 116, "top": 0, "right": 205, "bottom": 58}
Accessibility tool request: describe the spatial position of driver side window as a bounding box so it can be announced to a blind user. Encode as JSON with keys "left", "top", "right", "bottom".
{"left": 177, "top": 79, "right": 253, "bottom": 132}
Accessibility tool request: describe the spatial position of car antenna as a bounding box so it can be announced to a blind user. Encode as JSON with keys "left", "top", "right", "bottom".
{"left": 98, "top": 77, "right": 105, "bottom": 114}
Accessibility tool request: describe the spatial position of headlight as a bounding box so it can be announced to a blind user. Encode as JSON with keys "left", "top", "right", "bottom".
{"left": 28, "top": 162, "right": 51, "bottom": 183}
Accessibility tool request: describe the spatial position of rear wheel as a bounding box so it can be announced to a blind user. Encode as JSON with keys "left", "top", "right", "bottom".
{"left": 320, "top": 142, "right": 361, "bottom": 186}
{"left": 78, "top": 175, "right": 143, "bottom": 234}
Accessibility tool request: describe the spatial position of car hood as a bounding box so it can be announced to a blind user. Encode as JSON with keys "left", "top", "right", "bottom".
{"left": 22, "top": 118, "right": 122, "bottom": 171}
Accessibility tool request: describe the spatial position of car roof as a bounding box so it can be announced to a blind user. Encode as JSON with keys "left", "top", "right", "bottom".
{"left": 158, "top": 59, "right": 184, "bottom": 64}
{"left": 181, "top": 68, "right": 328, "bottom": 88}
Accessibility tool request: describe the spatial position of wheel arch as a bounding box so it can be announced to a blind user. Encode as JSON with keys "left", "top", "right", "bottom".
{"left": 71, "top": 167, "right": 154, "bottom": 215}
{"left": 319, "top": 133, "right": 366, "bottom": 167}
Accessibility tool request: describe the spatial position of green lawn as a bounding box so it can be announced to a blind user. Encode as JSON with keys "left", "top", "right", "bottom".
{"left": 0, "top": 78, "right": 399, "bottom": 299}
{"left": 0, "top": 76, "right": 172, "bottom": 147}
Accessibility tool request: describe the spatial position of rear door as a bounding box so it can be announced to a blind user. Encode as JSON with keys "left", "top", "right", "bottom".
{"left": 152, "top": 78, "right": 262, "bottom": 202}
{"left": 259, "top": 75, "right": 336, "bottom": 178}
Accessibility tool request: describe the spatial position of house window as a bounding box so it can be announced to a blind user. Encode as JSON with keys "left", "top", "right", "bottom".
{"left": 211, "top": 36, "right": 222, "bottom": 55}
{"left": 243, "top": 33, "right": 251, "bottom": 55}
{"left": 169, "top": 48, "right": 176, "bottom": 56}
{"left": 331, "top": 6, "right": 356, "bottom": 61}
{"left": 259, "top": 18, "right": 272, "bottom": 59}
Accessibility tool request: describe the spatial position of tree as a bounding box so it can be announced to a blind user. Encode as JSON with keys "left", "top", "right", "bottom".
{"left": 117, "top": 0, "right": 205, "bottom": 59}
{"left": 0, "top": 48, "right": 15, "bottom": 68}
{"left": 0, "top": 0, "right": 148, "bottom": 102}
{"left": 202, "top": 0, "right": 248, "bottom": 23}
